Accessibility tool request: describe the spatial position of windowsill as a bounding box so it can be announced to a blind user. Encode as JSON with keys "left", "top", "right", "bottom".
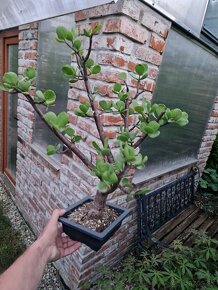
{"left": 133, "top": 158, "right": 198, "bottom": 185}
{"left": 30, "top": 143, "right": 61, "bottom": 172}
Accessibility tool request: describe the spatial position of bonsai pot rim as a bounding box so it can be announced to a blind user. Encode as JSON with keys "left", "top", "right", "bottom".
{"left": 58, "top": 196, "right": 130, "bottom": 250}
{"left": 59, "top": 196, "right": 130, "bottom": 240}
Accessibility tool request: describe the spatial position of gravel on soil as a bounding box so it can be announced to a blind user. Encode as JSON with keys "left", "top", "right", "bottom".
{"left": 0, "top": 179, "right": 67, "bottom": 290}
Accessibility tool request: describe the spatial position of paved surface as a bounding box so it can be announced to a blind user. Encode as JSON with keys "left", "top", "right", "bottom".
{"left": 0, "top": 178, "right": 67, "bottom": 290}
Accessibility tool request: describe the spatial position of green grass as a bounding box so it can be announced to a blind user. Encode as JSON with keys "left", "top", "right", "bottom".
{"left": 0, "top": 201, "right": 26, "bottom": 273}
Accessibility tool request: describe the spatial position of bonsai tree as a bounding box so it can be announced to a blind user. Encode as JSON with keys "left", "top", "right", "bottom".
{"left": 0, "top": 24, "right": 189, "bottom": 219}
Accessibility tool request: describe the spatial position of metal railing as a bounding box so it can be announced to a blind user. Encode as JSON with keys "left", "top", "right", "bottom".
{"left": 136, "top": 171, "right": 195, "bottom": 248}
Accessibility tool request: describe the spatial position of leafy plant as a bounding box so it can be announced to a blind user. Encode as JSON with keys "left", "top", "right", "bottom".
{"left": 90, "top": 231, "right": 218, "bottom": 290}
{"left": 207, "top": 134, "right": 218, "bottom": 171}
{"left": 198, "top": 168, "right": 218, "bottom": 214}
{"left": 0, "top": 24, "right": 189, "bottom": 218}
{"left": 199, "top": 168, "right": 218, "bottom": 193}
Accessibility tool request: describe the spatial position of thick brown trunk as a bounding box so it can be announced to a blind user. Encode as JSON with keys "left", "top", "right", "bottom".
{"left": 88, "top": 191, "right": 107, "bottom": 218}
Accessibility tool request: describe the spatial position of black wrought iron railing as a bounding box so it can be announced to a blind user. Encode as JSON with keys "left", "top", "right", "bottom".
{"left": 136, "top": 171, "right": 195, "bottom": 245}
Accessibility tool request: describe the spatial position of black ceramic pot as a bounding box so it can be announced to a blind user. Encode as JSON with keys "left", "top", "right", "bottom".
{"left": 58, "top": 196, "right": 130, "bottom": 251}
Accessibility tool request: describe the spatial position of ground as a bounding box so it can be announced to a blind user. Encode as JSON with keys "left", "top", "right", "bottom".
{"left": 0, "top": 179, "right": 67, "bottom": 290}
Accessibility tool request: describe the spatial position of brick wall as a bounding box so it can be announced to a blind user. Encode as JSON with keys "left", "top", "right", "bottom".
{"left": 197, "top": 96, "right": 218, "bottom": 173}
{"left": 0, "top": 35, "right": 3, "bottom": 172}
{"left": 3, "top": 0, "right": 217, "bottom": 289}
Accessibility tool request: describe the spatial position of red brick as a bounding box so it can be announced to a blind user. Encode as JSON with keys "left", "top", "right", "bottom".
{"left": 211, "top": 111, "right": 218, "bottom": 117}
{"left": 77, "top": 21, "right": 102, "bottom": 35}
{"left": 104, "top": 129, "right": 117, "bottom": 139}
{"left": 131, "top": 78, "right": 155, "bottom": 92}
{"left": 104, "top": 17, "right": 148, "bottom": 44}
{"left": 93, "top": 35, "right": 133, "bottom": 55}
{"left": 141, "top": 12, "right": 170, "bottom": 38}
{"left": 150, "top": 33, "right": 165, "bottom": 53}
{"left": 135, "top": 45, "right": 162, "bottom": 65}
{"left": 68, "top": 112, "right": 78, "bottom": 125}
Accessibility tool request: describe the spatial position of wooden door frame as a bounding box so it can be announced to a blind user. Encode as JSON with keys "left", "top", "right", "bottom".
{"left": 1, "top": 29, "right": 18, "bottom": 185}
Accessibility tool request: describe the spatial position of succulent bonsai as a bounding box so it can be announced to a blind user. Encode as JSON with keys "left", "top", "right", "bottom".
{"left": 0, "top": 24, "right": 189, "bottom": 221}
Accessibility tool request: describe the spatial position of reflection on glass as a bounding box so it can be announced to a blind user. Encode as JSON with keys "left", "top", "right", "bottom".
{"left": 204, "top": 0, "right": 218, "bottom": 39}
{"left": 34, "top": 15, "right": 74, "bottom": 151}
{"left": 7, "top": 44, "right": 18, "bottom": 177}
{"left": 135, "top": 29, "right": 218, "bottom": 182}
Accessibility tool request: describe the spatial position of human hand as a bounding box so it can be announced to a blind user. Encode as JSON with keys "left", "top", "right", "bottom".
{"left": 37, "top": 209, "right": 80, "bottom": 262}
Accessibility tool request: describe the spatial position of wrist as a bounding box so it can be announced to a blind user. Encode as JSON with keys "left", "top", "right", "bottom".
{"left": 31, "top": 238, "right": 51, "bottom": 264}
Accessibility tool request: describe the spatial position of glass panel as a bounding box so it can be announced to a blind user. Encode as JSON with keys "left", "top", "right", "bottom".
{"left": 134, "top": 29, "right": 218, "bottom": 183}
{"left": 7, "top": 44, "right": 18, "bottom": 177}
{"left": 34, "top": 15, "right": 74, "bottom": 151}
{"left": 204, "top": 0, "right": 218, "bottom": 39}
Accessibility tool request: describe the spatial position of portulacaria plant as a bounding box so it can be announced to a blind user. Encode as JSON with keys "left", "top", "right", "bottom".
{"left": 0, "top": 24, "right": 189, "bottom": 218}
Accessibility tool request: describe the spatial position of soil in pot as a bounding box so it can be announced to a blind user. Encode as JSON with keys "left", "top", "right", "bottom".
{"left": 68, "top": 201, "right": 119, "bottom": 232}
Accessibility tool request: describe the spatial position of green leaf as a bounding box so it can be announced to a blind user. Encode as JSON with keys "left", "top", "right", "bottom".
{"left": 97, "top": 181, "right": 109, "bottom": 193}
{"left": 18, "top": 80, "right": 31, "bottom": 92}
{"left": 73, "top": 39, "right": 81, "bottom": 50}
{"left": 90, "top": 65, "right": 101, "bottom": 74}
{"left": 148, "top": 131, "right": 160, "bottom": 138}
{"left": 56, "top": 26, "right": 68, "bottom": 40}
{"left": 118, "top": 72, "right": 127, "bottom": 81}
{"left": 24, "top": 67, "right": 36, "bottom": 79}
{"left": 44, "top": 112, "right": 57, "bottom": 127}
{"left": 134, "top": 105, "right": 144, "bottom": 114}
{"left": 114, "top": 100, "right": 125, "bottom": 112}
{"left": 135, "top": 64, "right": 148, "bottom": 77}
{"left": 65, "top": 127, "right": 75, "bottom": 137}
{"left": 113, "top": 83, "right": 122, "bottom": 93}
{"left": 92, "top": 23, "right": 102, "bottom": 34}
{"left": 118, "top": 93, "right": 129, "bottom": 101}
{"left": 135, "top": 188, "right": 150, "bottom": 196}
{"left": 152, "top": 104, "right": 166, "bottom": 116}
{"left": 46, "top": 145, "right": 56, "bottom": 155}
{"left": 99, "top": 100, "right": 113, "bottom": 111}
{"left": 121, "top": 178, "right": 133, "bottom": 188}
{"left": 75, "top": 108, "right": 86, "bottom": 117}
{"left": 79, "top": 102, "right": 90, "bottom": 114}
{"left": 74, "top": 135, "right": 81, "bottom": 142}
{"left": 62, "top": 65, "right": 76, "bottom": 76}
{"left": 34, "top": 90, "right": 45, "bottom": 102}
{"left": 85, "top": 58, "right": 94, "bottom": 68}
{"left": 3, "top": 72, "right": 18, "bottom": 87}
{"left": 44, "top": 89, "right": 56, "bottom": 106}
{"left": 92, "top": 141, "right": 102, "bottom": 153}
{"left": 176, "top": 112, "right": 189, "bottom": 126}
{"left": 83, "top": 28, "right": 92, "bottom": 37}
{"left": 57, "top": 112, "right": 69, "bottom": 131}
{"left": 117, "top": 134, "right": 129, "bottom": 142}
{"left": 114, "top": 155, "right": 125, "bottom": 173}
{"left": 66, "top": 31, "right": 73, "bottom": 41}
{"left": 0, "top": 84, "right": 13, "bottom": 92}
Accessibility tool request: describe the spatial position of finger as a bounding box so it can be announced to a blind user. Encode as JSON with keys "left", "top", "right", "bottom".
{"left": 63, "top": 242, "right": 81, "bottom": 257}
{"left": 62, "top": 237, "right": 78, "bottom": 247}
{"left": 51, "top": 209, "right": 66, "bottom": 224}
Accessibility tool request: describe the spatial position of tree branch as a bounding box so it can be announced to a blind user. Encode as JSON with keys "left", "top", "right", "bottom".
{"left": 18, "top": 90, "right": 94, "bottom": 170}
{"left": 84, "top": 35, "right": 93, "bottom": 63}
{"left": 101, "top": 164, "right": 131, "bottom": 196}
{"left": 82, "top": 65, "right": 115, "bottom": 164}
{"left": 129, "top": 120, "right": 140, "bottom": 132}
{"left": 133, "top": 111, "right": 167, "bottom": 149}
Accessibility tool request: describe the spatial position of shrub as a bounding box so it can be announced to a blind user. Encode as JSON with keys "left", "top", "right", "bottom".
{"left": 89, "top": 231, "right": 218, "bottom": 290}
